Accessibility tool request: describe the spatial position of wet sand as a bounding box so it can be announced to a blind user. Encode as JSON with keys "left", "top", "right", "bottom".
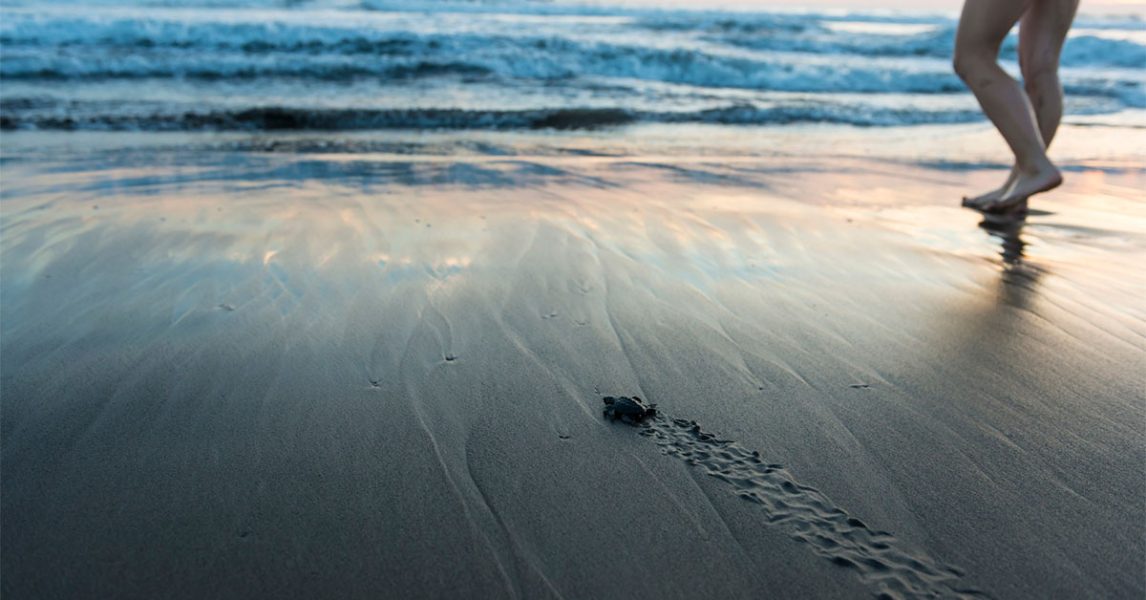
{"left": 2, "top": 127, "right": 1144, "bottom": 599}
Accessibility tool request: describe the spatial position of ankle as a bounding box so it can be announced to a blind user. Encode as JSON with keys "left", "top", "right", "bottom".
{"left": 1017, "top": 156, "right": 1056, "bottom": 176}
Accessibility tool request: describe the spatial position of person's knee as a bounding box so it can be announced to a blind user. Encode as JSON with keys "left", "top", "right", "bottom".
{"left": 952, "top": 49, "right": 990, "bottom": 84}
{"left": 952, "top": 52, "right": 972, "bottom": 81}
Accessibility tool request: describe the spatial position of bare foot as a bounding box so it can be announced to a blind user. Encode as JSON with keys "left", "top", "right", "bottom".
{"left": 987, "top": 197, "right": 1028, "bottom": 215}
{"left": 984, "top": 161, "right": 1062, "bottom": 212}
{"left": 962, "top": 167, "right": 1017, "bottom": 210}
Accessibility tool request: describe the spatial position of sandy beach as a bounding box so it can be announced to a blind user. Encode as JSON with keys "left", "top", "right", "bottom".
{"left": 2, "top": 122, "right": 1144, "bottom": 598}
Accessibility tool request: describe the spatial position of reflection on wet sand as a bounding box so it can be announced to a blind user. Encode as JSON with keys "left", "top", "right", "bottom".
{"left": 979, "top": 212, "right": 1028, "bottom": 267}
{"left": 2, "top": 147, "right": 1144, "bottom": 600}
{"left": 977, "top": 210, "right": 1043, "bottom": 312}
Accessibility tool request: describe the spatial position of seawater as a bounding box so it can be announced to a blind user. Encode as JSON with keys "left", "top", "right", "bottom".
{"left": 1, "top": 0, "right": 1143, "bottom": 131}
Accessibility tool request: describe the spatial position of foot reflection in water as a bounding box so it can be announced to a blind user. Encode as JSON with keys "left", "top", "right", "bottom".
{"left": 979, "top": 211, "right": 1027, "bottom": 266}
{"left": 978, "top": 209, "right": 1041, "bottom": 309}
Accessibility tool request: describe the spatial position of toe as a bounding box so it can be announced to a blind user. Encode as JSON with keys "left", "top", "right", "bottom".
{"left": 983, "top": 195, "right": 1027, "bottom": 213}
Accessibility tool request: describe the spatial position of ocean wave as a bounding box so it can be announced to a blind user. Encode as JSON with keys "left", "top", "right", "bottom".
{"left": 1067, "top": 79, "right": 1146, "bottom": 109}
{"left": 4, "top": 12, "right": 1143, "bottom": 70}
{"left": 1, "top": 4, "right": 1141, "bottom": 128}
{"left": 1, "top": 11, "right": 1141, "bottom": 100}
{"left": 1, "top": 28, "right": 970, "bottom": 94}
{"left": 0, "top": 102, "right": 990, "bottom": 131}
{"left": 718, "top": 30, "right": 1145, "bottom": 68}
{"left": 0, "top": 61, "right": 494, "bottom": 82}
{"left": 1058, "top": 36, "right": 1146, "bottom": 69}
{"left": 2, "top": 57, "right": 1137, "bottom": 110}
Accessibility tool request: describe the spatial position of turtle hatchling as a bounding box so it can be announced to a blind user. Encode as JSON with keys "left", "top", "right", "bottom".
{"left": 602, "top": 396, "right": 657, "bottom": 424}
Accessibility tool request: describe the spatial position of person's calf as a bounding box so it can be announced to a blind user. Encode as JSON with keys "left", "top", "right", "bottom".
{"left": 1022, "top": 68, "right": 1062, "bottom": 108}
{"left": 1022, "top": 69, "right": 1064, "bottom": 142}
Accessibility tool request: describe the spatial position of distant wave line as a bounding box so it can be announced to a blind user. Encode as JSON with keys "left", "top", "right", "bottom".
{"left": 0, "top": 104, "right": 991, "bottom": 131}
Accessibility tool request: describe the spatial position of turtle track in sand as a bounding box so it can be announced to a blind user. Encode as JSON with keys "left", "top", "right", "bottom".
{"left": 638, "top": 416, "right": 988, "bottom": 600}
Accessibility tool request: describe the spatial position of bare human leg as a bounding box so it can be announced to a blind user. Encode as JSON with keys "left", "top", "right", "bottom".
{"left": 1019, "top": 0, "right": 1080, "bottom": 148}
{"left": 963, "top": 0, "right": 1078, "bottom": 213}
{"left": 955, "top": 0, "right": 1062, "bottom": 211}
{"left": 973, "top": 0, "right": 1078, "bottom": 215}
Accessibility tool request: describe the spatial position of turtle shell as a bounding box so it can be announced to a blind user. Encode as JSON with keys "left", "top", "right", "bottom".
{"left": 602, "top": 396, "right": 657, "bottom": 422}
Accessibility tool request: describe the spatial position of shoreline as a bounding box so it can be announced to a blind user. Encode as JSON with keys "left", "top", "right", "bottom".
{"left": 4, "top": 116, "right": 1146, "bottom": 158}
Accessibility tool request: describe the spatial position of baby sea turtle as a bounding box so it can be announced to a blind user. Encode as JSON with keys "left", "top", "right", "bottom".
{"left": 602, "top": 396, "right": 657, "bottom": 424}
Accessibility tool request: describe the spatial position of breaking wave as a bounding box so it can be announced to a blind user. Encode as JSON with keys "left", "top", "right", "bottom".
{"left": 1, "top": 1, "right": 1142, "bottom": 131}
